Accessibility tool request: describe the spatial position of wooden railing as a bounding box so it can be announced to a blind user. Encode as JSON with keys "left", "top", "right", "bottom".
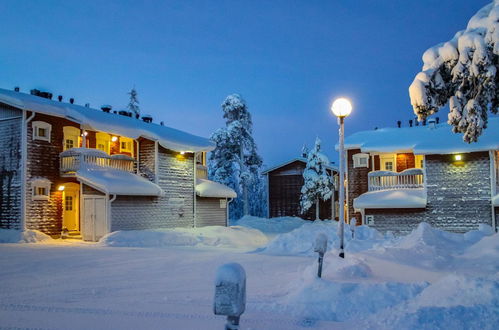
{"left": 368, "top": 168, "right": 424, "bottom": 191}
{"left": 60, "top": 148, "right": 135, "bottom": 174}
{"left": 197, "top": 164, "right": 208, "bottom": 179}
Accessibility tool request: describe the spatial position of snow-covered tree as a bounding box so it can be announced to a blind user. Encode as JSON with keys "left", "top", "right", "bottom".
{"left": 209, "top": 94, "right": 265, "bottom": 219}
{"left": 127, "top": 87, "right": 140, "bottom": 117}
{"left": 409, "top": 1, "right": 498, "bottom": 143}
{"left": 300, "top": 137, "right": 333, "bottom": 220}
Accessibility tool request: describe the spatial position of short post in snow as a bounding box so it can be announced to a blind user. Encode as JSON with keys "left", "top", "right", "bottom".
{"left": 350, "top": 218, "right": 357, "bottom": 239}
{"left": 214, "top": 263, "right": 246, "bottom": 330}
{"left": 314, "top": 233, "right": 328, "bottom": 278}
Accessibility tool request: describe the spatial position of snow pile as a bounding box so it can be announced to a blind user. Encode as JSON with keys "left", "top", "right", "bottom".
{"left": 232, "top": 215, "right": 307, "bottom": 235}
{"left": 0, "top": 229, "right": 53, "bottom": 243}
{"left": 100, "top": 225, "right": 268, "bottom": 250}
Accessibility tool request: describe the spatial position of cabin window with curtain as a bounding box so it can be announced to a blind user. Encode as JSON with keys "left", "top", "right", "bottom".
{"left": 352, "top": 153, "right": 369, "bottom": 168}
{"left": 119, "top": 137, "right": 134, "bottom": 156}
{"left": 63, "top": 126, "right": 81, "bottom": 151}
{"left": 32, "top": 121, "right": 52, "bottom": 142}
{"left": 31, "top": 178, "right": 51, "bottom": 201}
{"left": 96, "top": 132, "right": 111, "bottom": 154}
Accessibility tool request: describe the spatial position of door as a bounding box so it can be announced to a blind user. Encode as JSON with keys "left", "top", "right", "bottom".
{"left": 82, "top": 196, "right": 107, "bottom": 241}
{"left": 63, "top": 183, "right": 80, "bottom": 231}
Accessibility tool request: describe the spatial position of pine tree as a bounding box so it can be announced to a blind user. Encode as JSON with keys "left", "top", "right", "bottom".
{"left": 127, "top": 87, "right": 140, "bottom": 118}
{"left": 300, "top": 137, "right": 333, "bottom": 220}
{"left": 208, "top": 94, "right": 265, "bottom": 219}
{"left": 409, "top": 1, "right": 498, "bottom": 143}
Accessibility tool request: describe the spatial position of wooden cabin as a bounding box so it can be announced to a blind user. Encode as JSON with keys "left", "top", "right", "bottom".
{"left": 0, "top": 87, "right": 236, "bottom": 241}
{"left": 263, "top": 158, "right": 338, "bottom": 220}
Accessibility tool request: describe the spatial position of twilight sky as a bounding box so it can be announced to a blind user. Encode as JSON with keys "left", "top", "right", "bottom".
{"left": 0, "top": 0, "right": 490, "bottom": 166}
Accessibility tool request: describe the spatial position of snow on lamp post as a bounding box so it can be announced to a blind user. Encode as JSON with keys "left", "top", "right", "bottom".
{"left": 331, "top": 98, "right": 352, "bottom": 259}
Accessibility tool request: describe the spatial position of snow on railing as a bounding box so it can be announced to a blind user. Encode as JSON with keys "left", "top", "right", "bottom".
{"left": 60, "top": 148, "right": 135, "bottom": 174}
{"left": 368, "top": 168, "right": 424, "bottom": 191}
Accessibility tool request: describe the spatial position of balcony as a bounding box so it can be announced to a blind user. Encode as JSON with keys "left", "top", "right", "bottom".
{"left": 60, "top": 148, "right": 135, "bottom": 176}
{"left": 368, "top": 168, "right": 424, "bottom": 191}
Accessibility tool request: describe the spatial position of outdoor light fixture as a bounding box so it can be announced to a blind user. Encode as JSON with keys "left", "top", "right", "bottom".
{"left": 83, "top": 131, "right": 88, "bottom": 136}
{"left": 180, "top": 151, "right": 185, "bottom": 155}
{"left": 454, "top": 154, "right": 462, "bottom": 161}
{"left": 58, "top": 185, "right": 65, "bottom": 191}
{"left": 111, "top": 136, "right": 118, "bottom": 142}
{"left": 331, "top": 97, "right": 353, "bottom": 259}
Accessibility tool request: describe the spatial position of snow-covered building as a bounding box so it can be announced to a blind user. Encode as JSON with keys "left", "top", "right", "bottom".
{"left": 0, "top": 87, "right": 236, "bottom": 241}
{"left": 344, "top": 117, "right": 499, "bottom": 234}
{"left": 262, "top": 157, "right": 338, "bottom": 220}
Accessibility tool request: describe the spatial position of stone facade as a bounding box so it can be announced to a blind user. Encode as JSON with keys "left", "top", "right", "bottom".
{"left": 0, "top": 105, "right": 22, "bottom": 229}
{"left": 364, "top": 152, "right": 493, "bottom": 234}
{"left": 111, "top": 144, "right": 195, "bottom": 230}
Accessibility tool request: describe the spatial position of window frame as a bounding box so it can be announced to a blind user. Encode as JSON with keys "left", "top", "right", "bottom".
{"left": 32, "top": 121, "right": 52, "bottom": 143}
{"left": 96, "top": 132, "right": 111, "bottom": 154}
{"left": 352, "top": 153, "right": 369, "bottom": 168}
{"left": 31, "top": 178, "right": 51, "bottom": 201}
{"left": 63, "top": 126, "right": 81, "bottom": 151}
{"left": 119, "top": 137, "right": 134, "bottom": 156}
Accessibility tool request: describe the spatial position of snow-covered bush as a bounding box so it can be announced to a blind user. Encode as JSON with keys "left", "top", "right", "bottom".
{"left": 409, "top": 1, "right": 498, "bottom": 142}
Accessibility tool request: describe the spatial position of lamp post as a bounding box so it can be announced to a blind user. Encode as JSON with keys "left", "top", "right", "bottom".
{"left": 331, "top": 98, "right": 352, "bottom": 259}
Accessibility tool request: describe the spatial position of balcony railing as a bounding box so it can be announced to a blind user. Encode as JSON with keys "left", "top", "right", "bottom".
{"left": 197, "top": 164, "right": 208, "bottom": 179}
{"left": 368, "top": 168, "right": 424, "bottom": 191}
{"left": 60, "top": 148, "right": 135, "bottom": 175}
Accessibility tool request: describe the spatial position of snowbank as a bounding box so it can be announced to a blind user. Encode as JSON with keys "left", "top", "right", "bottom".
{"left": 100, "top": 225, "right": 268, "bottom": 251}
{"left": 232, "top": 215, "right": 307, "bottom": 235}
{"left": 0, "top": 229, "right": 53, "bottom": 243}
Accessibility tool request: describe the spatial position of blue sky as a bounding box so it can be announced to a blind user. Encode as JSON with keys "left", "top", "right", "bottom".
{"left": 0, "top": 0, "right": 490, "bottom": 166}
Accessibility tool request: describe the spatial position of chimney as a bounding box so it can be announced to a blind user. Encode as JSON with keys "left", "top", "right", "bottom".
{"left": 428, "top": 118, "right": 436, "bottom": 129}
{"left": 14, "top": 87, "right": 20, "bottom": 92}
{"left": 397, "top": 120, "right": 401, "bottom": 128}
{"left": 69, "top": 98, "right": 74, "bottom": 104}
{"left": 113, "top": 110, "right": 117, "bottom": 114}
{"left": 30, "top": 89, "right": 53, "bottom": 99}
{"left": 85, "top": 103, "right": 90, "bottom": 108}
{"left": 422, "top": 118, "right": 427, "bottom": 126}
{"left": 118, "top": 110, "right": 132, "bottom": 117}
{"left": 409, "top": 119, "right": 413, "bottom": 127}
{"left": 101, "top": 105, "right": 112, "bottom": 113}
{"left": 58, "top": 95, "right": 63, "bottom": 102}
{"left": 160, "top": 121, "right": 164, "bottom": 126}
{"left": 135, "top": 113, "right": 140, "bottom": 119}
{"left": 436, "top": 117, "right": 440, "bottom": 124}
{"left": 374, "top": 127, "right": 378, "bottom": 130}
{"left": 141, "top": 114, "right": 153, "bottom": 123}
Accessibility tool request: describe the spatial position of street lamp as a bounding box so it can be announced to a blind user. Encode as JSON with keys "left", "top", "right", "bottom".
{"left": 331, "top": 97, "right": 352, "bottom": 259}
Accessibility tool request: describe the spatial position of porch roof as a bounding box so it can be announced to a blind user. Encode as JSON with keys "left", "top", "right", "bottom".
{"left": 353, "top": 188, "right": 427, "bottom": 210}
{"left": 76, "top": 167, "right": 163, "bottom": 196}
{"left": 0, "top": 88, "right": 214, "bottom": 153}
{"left": 196, "top": 179, "right": 237, "bottom": 198}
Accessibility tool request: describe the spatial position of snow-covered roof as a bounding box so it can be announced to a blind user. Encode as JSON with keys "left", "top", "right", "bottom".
{"left": 262, "top": 157, "right": 338, "bottom": 175}
{"left": 195, "top": 179, "right": 237, "bottom": 198}
{"left": 76, "top": 167, "right": 163, "bottom": 196}
{"left": 343, "top": 117, "right": 499, "bottom": 154}
{"left": 0, "top": 88, "right": 214, "bottom": 153}
{"left": 353, "top": 188, "right": 427, "bottom": 210}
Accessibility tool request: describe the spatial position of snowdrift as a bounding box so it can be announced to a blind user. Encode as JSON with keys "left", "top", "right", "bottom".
{"left": 231, "top": 215, "right": 307, "bottom": 235}
{"left": 0, "top": 229, "right": 53, "bottom": 243}
{"left": 100, "top": 225, "right": 268, "bottom": 250}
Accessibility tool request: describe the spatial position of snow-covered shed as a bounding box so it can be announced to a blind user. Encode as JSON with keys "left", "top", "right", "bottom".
{"left": 342, "top": 117, "right": 499, "bottom": 234}
{"left": 262, "top": 157, "right": 338, "bottom": 220}
{"left": 0, "top": 87, "right": 235, "bottom": 241}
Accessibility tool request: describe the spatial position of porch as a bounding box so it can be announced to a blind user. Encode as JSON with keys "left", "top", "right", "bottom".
{"left": 60, "top": 148, "right": 135, "bottom": 176}
{"left": 368, "top": 168, "right": 424, "bottom": 191}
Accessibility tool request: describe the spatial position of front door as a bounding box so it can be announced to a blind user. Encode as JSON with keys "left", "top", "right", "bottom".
{"left": 63, "top": 183, "right": 80, "bottom": 231}
{"left": 82, "top": 196, "right": 107, "bottom": 241}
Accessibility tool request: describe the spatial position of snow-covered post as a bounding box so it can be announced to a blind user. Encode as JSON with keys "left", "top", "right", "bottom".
{"left": 350, "top": 217, "right": 357, "bottom": 239}
{"left": 214, "top": 263, "right": 246, "bottom": 330}
{"left": 331, "top": 98, "right": 352, "bottom": 259}
{"left": 314, "top": 233, "right": 328, "bottom": 278}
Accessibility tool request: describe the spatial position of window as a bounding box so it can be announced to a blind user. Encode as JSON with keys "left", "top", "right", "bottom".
{"left": 32, "top": 121, "right": 52, "bottom": 142}
{"left": 63, "top": 126, "right": 81, "bottom": 151}
{"left": 380, "top": 154, "right": 397, "bottom": 172}
{"left": 65, "top": 196, "right": 73, "bottom": 211}
{"left": 196, "top": 152, "right": 206, "bottom": 166}
{"left": 31, "top": 178, "right": 51, "bottom": 201}
{"left": 119, "top": 137, "right": 134, "bottom": 155}
{"left": 96, "top": 132, "right": 111, "bottom": 154}
{"left": 415, "top": 155, "right": 424, "bottom": 169}
{"left": 352, "top": 153, "right": 369, "bottom": 168}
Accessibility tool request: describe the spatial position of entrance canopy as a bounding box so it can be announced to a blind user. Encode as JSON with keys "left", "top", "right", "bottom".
{"left": 196, "top": 179, "right": 237, "bottom": 198}
{"left": 76, "top": 167, "right": 163, "bottom": 196}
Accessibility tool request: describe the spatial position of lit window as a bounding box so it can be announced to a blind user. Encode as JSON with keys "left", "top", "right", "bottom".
{"left": 96, "top": 132, "right": 111, "bottom": 154}
{"left": 63, "top": 126, "right": 81, "bottom": 150}
{"left": 119, "top": 137, "right": 134, "bottom": 156}
{"left": 385, "top": 161, "right": 393, "bottom": 171}
{"left": 31, "top": 178, "right": 51, "bottom": 201}
{"left": 415, "top": 155, "right": 424, "bottom": 169}
{"left": 32, "top": 121, "right": 52, "bottom": 142}
{"left": 65, "top": 196, "right": 73, "bottom": 211}
{"left": 353, "top": 153, "right": 369, "bottom": 168}
{"left": 196, "top": 152, "right": 206, "bottom": 165}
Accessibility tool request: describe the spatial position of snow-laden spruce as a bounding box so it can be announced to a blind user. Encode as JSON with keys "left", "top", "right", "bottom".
{"left": 127, "top": 87, "right": 140, "bottom": 117}
{"left": 409, "top": 0, "right": 498, "bottom": 143}
{"left": 209, "top": 94, "right": 266, "bottom": 219}
{"left": 300, "top": 137, "right": 333, "bottom": 220}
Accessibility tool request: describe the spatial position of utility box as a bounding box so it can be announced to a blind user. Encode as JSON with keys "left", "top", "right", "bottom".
{"left": 214, "top": 263, "right": 246, "bottom": 317}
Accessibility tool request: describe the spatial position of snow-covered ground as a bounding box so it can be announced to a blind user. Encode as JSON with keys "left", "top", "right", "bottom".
{"left": 0, "top": 217, "right": 498, "bottom": 329}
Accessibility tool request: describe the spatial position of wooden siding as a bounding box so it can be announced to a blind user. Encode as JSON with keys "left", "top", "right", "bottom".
{"left": 196, "top": 197, "right": 227, "bottom": 227}
{"left": 268, "top": 160, "right": 336, "bottom": 220}
{"left": 347, "top": 149, "right": 371, "bottom": 224}
{"left": 0, "top": 104, "right": 22, "bottom": 229}
{"left": 396, "top": 153, "right": 415, "bottom": 172}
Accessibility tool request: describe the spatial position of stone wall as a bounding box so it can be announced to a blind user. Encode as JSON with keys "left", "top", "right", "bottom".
{"left": 0, "top": 105, "right": 22, "bottom": 229}
{"left": 111, "top": 144, "right": 195, "bottom": 230}
{"left": 366, "top": 152, "right": 493, "bottom": 234}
